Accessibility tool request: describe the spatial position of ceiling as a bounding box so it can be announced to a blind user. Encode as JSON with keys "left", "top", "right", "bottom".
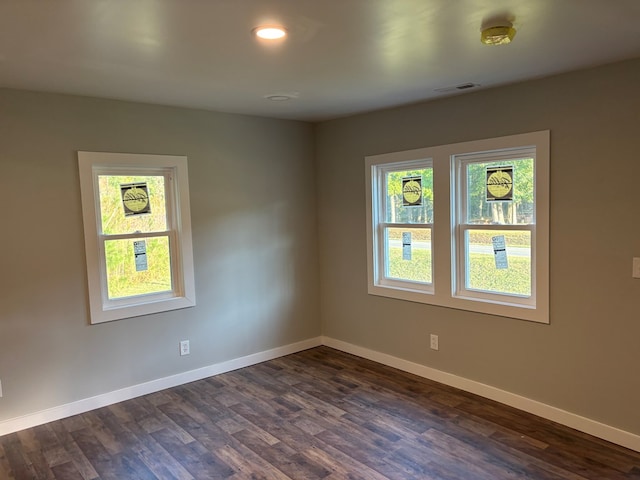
{"left": 1, "top": 1, "right": 640, "bottom": 122}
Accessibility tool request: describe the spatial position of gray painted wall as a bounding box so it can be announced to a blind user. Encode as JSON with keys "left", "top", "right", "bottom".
{"left": 0, "top": 89, "right": 320, "bottom": 422}
{"left": 1, "top": 58, "right": 639, "bottom": 437}
{"left": 315, "top": 58, "right": 640, "bottom": 435}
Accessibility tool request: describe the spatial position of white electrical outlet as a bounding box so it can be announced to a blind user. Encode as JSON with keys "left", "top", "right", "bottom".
{"left": 430, "top": 334, "right": 439, "bottom": 351}
{"left": 180, "top": 340, "right": 190, "bottom": 356}
{"left": 633, "top": 257, "right": 640, "bottom": 279}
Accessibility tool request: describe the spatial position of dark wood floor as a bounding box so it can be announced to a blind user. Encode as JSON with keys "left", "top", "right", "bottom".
{"left": 1, "top": 347, "right": 639, "bottom": 479}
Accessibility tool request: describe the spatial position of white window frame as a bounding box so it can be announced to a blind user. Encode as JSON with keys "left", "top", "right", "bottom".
{"left": 78, "top": 151, "right": 196, "bottom": 324}
{"left": 371, "top": 159, "right": 434, "bottom": 295}
{"left": 365, "top": 131, "right": 549, "bottom": 323}
{"left": 453, "top": 148, "right": 537, "bottom": 308}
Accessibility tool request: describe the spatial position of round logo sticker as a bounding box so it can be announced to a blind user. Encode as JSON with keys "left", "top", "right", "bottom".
{"left": 402, "top": 178, "right": 422, "bottom": 206}
{"left": 122, "top": 184, "right": 150, "bottom": 215}
{"left": 486, "top": 169, "right": 513, "bottom": 200}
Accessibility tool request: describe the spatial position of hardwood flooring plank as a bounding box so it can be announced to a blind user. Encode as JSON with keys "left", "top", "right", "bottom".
{"left": 301, "top": 442, "right": 391, "bottom": 480}
{"left": 419, "top": 427, "right": 539, "bottom": 479}
{"left": 214, "top": 443, "right": 292, "bottom": 480}
{"left": 232, "top": 425, "right": 332, "bottom": 479}
{"left": 151, "top": 427, "right": 234, "bottom": 480}
{"left": 45, "top": 423, "right": 100, "bottom": 480}
{"left": 2, "top": 434, "right": 41, "bottom": 479}
{"left": 71, "top": 427, "right": 118, "bottom": 480}
{"left": 16, "top": 428, "right": 42, "bottom": 454}
{"left": 629, "top": 466, "right": 640, "bottom": 478}
{"left": 107, "top": 397, "right": 154, "bottom": 425}
{"left": 0, "top": 443, "right": 14, "bottom": 479}
{"left": 59, "top": 415, "right": 90, "bottom": 435}
{"left": 123, "top": 419, "right": 195, "bottom": 480}
{"left": 280, "top": 387, "right": 348, "bottom": 419}
{"left": 152, "top": 411, "right": 197, "bottom": 446}
{"left": 315, "top": 427, "right": 415, "bottom": 479}
{"left": 3, "top": 346, "right": 640, "bottom": 479}
{"left": 108, "top": 451, "right": 159, "bottom": 480}
{"left": 26, "top": 449, "right": 56, "bottom": 480}
{"left": 50, "top": 461, "right": 86, "bottom": 480}
{"left": 176, "top": 385, "right": 229, "bottom": 425}
{"left": 80, "top": 412, "right": 124, "bottom": 457}
{"left": 523, "top": 462, "right": 589, "bottom": 480}
{"left": 417, "top": 407, "right": 592, "bottom": 480}
{"left": 41, "top": 443, "right": 72, "bottom": 469}
{"left": 443, "top": 401, "right": 627, "bottom": 479}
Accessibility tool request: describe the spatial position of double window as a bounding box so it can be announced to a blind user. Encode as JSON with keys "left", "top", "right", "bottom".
{"left": 366, "top": 131, "right": 549, "bottom": 323}
{"left": 78, "top": 152, "right": 196, "bottom": 324}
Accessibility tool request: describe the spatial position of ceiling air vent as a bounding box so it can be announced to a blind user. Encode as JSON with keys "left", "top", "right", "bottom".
{"left": 434, "top": 83, "right": 481, "bottom": 94}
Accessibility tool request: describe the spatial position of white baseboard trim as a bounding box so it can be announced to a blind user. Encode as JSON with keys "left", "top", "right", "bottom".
{"left": 0, "top": 336, "right": 322, "bottom": 437}
{"left": 3, "top": 335, "right": 639, "bottom": 453}
{"left": 322, "top": 336, "right": 640, "bottom": 453}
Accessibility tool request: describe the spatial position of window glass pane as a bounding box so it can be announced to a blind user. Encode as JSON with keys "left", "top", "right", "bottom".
{"left": 385, "top": 227, "right": 432, "bottom": 283}
{"left": 464, "top": 229, "right": 531, "bottom": 296}
{"left": 98, "top": 175, "right": 167, "bottom": 234}
{"left": 385, "top": 167, "right": 433, "bottom": 224}
{"left": 105, "top": 236, "right": 172, "bottom": 299}
{"left": 465, "top": 158, "right": 533, "bottom": 225}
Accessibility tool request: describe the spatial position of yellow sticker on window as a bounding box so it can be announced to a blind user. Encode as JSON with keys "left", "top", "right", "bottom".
{"left": 486, "top": 167, "right": 513, "bottom": 201}
{"left": 121, "top": 182, "right": 151, "bottom": 216}
{"left": 402, "top": 176, "right": 422, "bottom": 206}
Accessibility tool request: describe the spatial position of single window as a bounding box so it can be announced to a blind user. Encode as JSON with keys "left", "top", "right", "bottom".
{"left": 78, "top": 152, "right": 196, "bottom": 324}
{"left": 453, "top": 149, "right": 536, "bottom": 307}
{"left": 366, "top": 131, "right": 549, "bottom": 323}
{"left": 369, "top": 160, "right": 434, "bottom": 293}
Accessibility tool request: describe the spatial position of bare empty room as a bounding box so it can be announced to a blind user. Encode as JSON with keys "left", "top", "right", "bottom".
{"left": 1, "top": 1, "right": 640, "bottom": 478}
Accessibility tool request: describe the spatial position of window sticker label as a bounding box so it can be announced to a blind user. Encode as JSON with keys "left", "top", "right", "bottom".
{"left": 134, "top": 240, "right": 148, "bottom": 271}
{"left": 492, "top": 235, "right": 508, "bottom": 269}
{"left": 402, "top": 231, "right": 412, "bottom": 260}
{"left": 402, "top": 176, "right": 422, "bottom": 206}
{"left": 486, "top": 166, "right": 513, "bottom": 202}
{"left": 121, "top": 182, "right": 151, "bottom": 216}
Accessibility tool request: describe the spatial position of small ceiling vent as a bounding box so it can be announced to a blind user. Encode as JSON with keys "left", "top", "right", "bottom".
{"left": 434, "top": 83, "right": 481, "bottom": 94}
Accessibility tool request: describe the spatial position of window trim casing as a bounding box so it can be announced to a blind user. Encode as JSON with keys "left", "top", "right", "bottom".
{"left": 78, "top": 151, "right": 196, "bottom": 324}
{"left": 452, "top": 146, "right": 538, "bottom": 308}
{"left": 365, "top": 131, "right": 549, "bottom": 323}
{"left": 372, "top": 158, "right": 434, "bottom": 294}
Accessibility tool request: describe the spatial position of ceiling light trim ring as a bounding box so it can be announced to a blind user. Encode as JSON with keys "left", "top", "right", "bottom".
{"left": 253, "top": 25, "right": 287, "bottom": 40}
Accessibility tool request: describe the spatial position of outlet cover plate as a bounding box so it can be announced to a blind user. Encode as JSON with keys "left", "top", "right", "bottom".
{"left": 633, "top": 258, "right": 640, "bottom": 279}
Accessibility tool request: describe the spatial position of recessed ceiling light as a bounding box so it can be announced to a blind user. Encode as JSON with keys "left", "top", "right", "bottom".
{"left": 253, "top": 26, "right": 287, "bottom": 40}
{"left": 265, "top": 94, "right": 293, "bottom": 102}
{"left": 481, "top": 22, "right": 516, "bottom": 45}
{"left": 264, "top": 91, "right": 299, "bottom": 102}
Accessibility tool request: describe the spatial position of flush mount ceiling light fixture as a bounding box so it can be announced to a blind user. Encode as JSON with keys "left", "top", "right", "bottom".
{"left": 265, "top": 94, "right": 292, "bottom": 101}
{"left": 264, "top": 91, "right": 299, "bottom": 102}
{"left": 481, "top": 21, "right": 516, "bottom": 45}
{"left": 253, "top": 25, "right": 287, "bottom": 40}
